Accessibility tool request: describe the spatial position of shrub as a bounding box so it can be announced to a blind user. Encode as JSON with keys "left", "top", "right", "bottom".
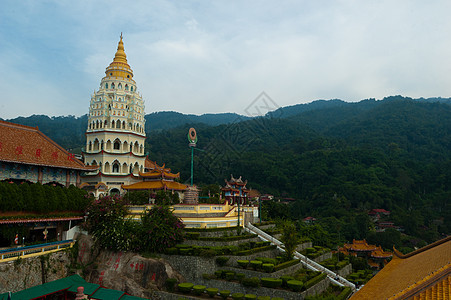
{"left": 336, "top": 261, "right": 349, "bottom": 269}
{"left": 237, "top": 260, "right": 249, "bottom": 268}
{"left": 165, "top": 278, "right": 178, "bottom": 291}
{"left": 257, "top": 296, "right": 270, "bottom": 300}
{"left": 250, "top": 260, "right": 263, "bottom": 270}
{"left": 193, "top": 285, "right": 206, "bottom": 295}
{"left": 215, "top": 270, "right": 224, "bottom": 278}
{"left": 337, "top": 287, "right": 352, "bottom": 300}
{"left": 280, "top": 275, "right": 295, "bottom": 287}
{"left": 257, "top": 257, "right": 278, "bottom": 265}
{"left": 304, "top": 273, "right": 327, "bottom": 289}
{"left": 260, "top": 277, "right": 283, "bottom": 288}
{"left": 225, "top": 272, "right": 236, "bottom": 281}
{"left": 232, "top": 292, "right": 245, "bottom": 300}
{"left": 244, "top": 295, "right": 257, "bottom": 299}
{"left": 206, "top": 288, "right": 219, "bottom": 298}
{"left": 165, "top": 247, "right": 178, "bottom": 255}
{"left": 262, "top": 263, "right": 274, "bottom": 272}
{"left": 179, "top": 248, "right": 191, "bottom": 255}
{"left": 271, "top": 298, "right": 284, "bottom": 300}
{"left": 242, "top": 277, "right": 260, "bottom": 287}
{"left": 287, "top": 280, "right": 303, "bottom": 292}
{"left": 219, "top": 290, "right": 230, "bottom": 299}
{"left": 236, "top": 273, "right": 245, "bottom": 282}
{"left": 177, "top": 283, "right": 194, "bottom": 293}
{"left": 216, "top": 256, "right": 230, "bottom": 266}
{"left": 186, "top": 232, "right": 200, "bottom": 239}
{"left": 202, "top": 273, "right": 215, "bottom": 280}
{"left": 274, "top": 259, "right": 300, "bottom": 271}
{"left": 200, "top": 248, "right": 217, "bottom": 257}
{"left": 305, "top": 247, "right": 316, "bottom": 254}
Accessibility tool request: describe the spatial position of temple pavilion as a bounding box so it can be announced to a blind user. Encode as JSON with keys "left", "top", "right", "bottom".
{"left": 121, "top": 159, "right": 188, "bottom": 202}
{"left": 221, "top": 175, "right": 250, "bottom": 205}
{"left": 340, "top": 239, "right": 392, "bottom": 270}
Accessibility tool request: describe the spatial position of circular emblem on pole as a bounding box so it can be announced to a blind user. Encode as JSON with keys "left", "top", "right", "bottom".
{"left": 188, "top": 127, "right": 197, "bottom": 146}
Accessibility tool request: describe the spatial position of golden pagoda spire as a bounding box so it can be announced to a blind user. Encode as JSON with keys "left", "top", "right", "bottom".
{"left": 113, "top": 32, "right": 128, "bottom": 64}
{"left": 105, "top": 33, "right": 133, "bottom": 79}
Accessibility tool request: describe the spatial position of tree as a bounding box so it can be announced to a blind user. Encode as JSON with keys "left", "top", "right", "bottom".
{"left": 139, "top": 206, "right": 185, "bottom": 253}
{"left": 280, "top": 221, "right": 299, "bottom": 260}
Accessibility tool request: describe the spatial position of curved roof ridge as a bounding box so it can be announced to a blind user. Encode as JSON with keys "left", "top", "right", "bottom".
{"left": 394, "top": 235, "right": 451, "bottom": 259}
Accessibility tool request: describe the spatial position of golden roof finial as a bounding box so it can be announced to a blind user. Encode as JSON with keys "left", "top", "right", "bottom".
{"left": 112, "top": 33, "right": 127, "bottom": 64}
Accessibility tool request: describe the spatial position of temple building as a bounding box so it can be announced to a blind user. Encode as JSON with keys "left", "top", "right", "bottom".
{"left": 221, "top": 175, "right": 250, "bottom": 205}
{"left": 351, "top": 236, "right": 451, "bottom": 300}
{"left": 122, "top": 160, "right": 188, "bottom": 202}
{"left": 81, "top": 35, "right": 147, "bottom": 197}
{"left": 340, "top": 239, "right": 392, "bottom": 270}
{"left": 0, "top": 120, "right": 94, "bottom": 186}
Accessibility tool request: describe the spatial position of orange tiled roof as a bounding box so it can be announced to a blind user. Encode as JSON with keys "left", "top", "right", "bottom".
{"left": 344, "top": 239, "right": 377, "bottom": 252}
{"left": 139, "top": 169, "right": 180, "bottom": 179}
{"left": 122, "top": 180, "right": 187, "bottom": 191}
{"left": 351, "top": 236, "right": 451, "bottom": 300}
{"left": 0, "top": 120, "right": 95, "bottom": 171}
{"left": 371, "top": 246, "right": 393, "bottom": 259}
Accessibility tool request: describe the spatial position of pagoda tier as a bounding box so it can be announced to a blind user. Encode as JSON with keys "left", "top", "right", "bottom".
{"left": 221, "top": 174, "right": 249, "bottom": 205}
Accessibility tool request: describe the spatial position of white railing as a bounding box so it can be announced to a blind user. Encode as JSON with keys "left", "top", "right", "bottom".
{"left": 245, "top": 223, "right": 356, "bottom": 290}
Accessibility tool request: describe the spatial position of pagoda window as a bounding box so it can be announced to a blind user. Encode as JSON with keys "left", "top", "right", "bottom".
{"left": 129, "top": 165, "right": 133, "bottom": 173}
{"left": 122, "top": 163, "right": 128, "bottom": 173}
{"left": 92, "top": 160, "right": 97, "bottom": 166}
{"left": 140, "top": 145, "right": 144, "bottom": 154}
{"left": 105, "top": 83, "right": 108, "bottom": 89}
{"left": 131, "top": 86, "right": 133, "bottom": 92}
{"left": 123, "top": 141, "right": 128, "bottom": 152}
{"left": 133, "top": 162, "right": 139, "bottom": 174}
{"left": 118, "top": 83, "right": 122, "bottom": 89}
{"left": 125, "top": 84, "right": 129, "bottom": 91}
{"left": 112, "top": 162, "right": 120, "bottom": 173}
{"left": 122, "top": 121, "right": 126, "bottom": 129}
{"left": 130, "top": 144, "right": 133, "bottom": 152}
{"left": 101, "top": 141, "right": 104, "bottom": 150}
{"left": 93, "top": 139, "right": 100, "bottom": 151}
{"left": 111, "top": 83, "right": 115, "bottom": 89}
{"left": 113, "top": 139, "right": 121, "bottom": 150}
{"left": 106, "top": 140, "right": 112, "bottom": 150}
{"left": 104, "top": 162, "right": 111, "bottom": 173}
{"left": 128, "top": 123, "right": 132, "bottom": 129}
{"left": 88, "top": 141, "right": 92, "bottom": 151}
{"left": 104, "top": 120, "right": 108, "bottom": 128}
{"left": 95, "top": 121, "right": 99, "bottom": 129}
{"left": 116, "top": 119, "right": 121, "bottom": 129}
{"left": 133, "top": 142, "right": 139, "bottom": 153}
{"left": 111, "top": 120, "right": 115, "bottom": 128}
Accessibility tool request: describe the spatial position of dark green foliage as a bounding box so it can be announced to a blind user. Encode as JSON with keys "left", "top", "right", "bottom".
{"left": 304, "top": 273, "right": 327, "bottom": 289}
{"left": 274, "top": 259, "right": 300, "bottom": 271}
{"left": 232, "top": 293, "right": 245, "bottom": 300}
{"left": 225, "top": 272, "right": 235, "bottom": 281}
{"left": 219, "top": 290, "right": 230, "bottom": 299}
{"left": 260, "top": 278, "right": 282, "bottom": 288}
{"left": 337, "top": 287, "right": 352, "bottom": 300}
{"left": 216, "top": 256, "right": 229, "bottom": 266}
{"left": 237, "top": 260, "right": 249, "bottom": 268}
{"left": 256, "top": 296, "right": 270, "bottom": 300}
{"left": 0, "top": 182, "right": 91, "bottom": 212}
{"left": 287, "top": 280, "right": 304, "bottom": 292}
{"left": 206, "top": 288, "right": 219, "bottom": 297}
{"left": 280, "top": 275, "right": 295, "bottom": 287}
{"left": 192, "top": 285, "right": 206, "bottom": 295}
{"left": 241, "top": 277, "right": 260, "bottom": 287}
{"left": 244, "top": 295, "right": 257, "bottom": 300}
{"left": 262, "top": 263, "right": 274, "bottom": 272}
{"left": 280, "top": 221, "right": 299, "bottom": 260}
{"left": 236, "top": 273, "right": 245, "bottom": 282}
{"left": 178, "top": 283, "right": 194, "bottom": 293}
{"left": 250, "top": 260, "right": 263, "bottom": 270}
{"left": 165, "top": 278, "right": 178, "bottom": 292}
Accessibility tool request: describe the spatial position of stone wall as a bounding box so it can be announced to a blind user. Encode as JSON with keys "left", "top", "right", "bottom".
{"left": 183, "top": 236, "right": 261, "bottom": 247}
{"left": 296, "top": 242, "right": 313, "bottom": 252}
{"left": 222, "top": 261, "right": 304, "bottom": 279}
{"left": 337, "top": 263, "right": 352, "bottom": 277}
{"left": 160, "top": 254, "right": 217, "bottom": 281}
{"left": 0, "top": 251, "right": 70, "bottom": 294}
{"left": 313, "top": 252, "right": 332, "bottom": 263}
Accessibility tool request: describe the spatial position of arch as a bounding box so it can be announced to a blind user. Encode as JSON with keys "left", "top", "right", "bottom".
{"left": 125, "top": 84, "right": 129, "bottom": 91}
{"left": 101, "top": 140, "right": 104, "bottom": 150}
{"left": 122, "top": 121, "right": 126, "bottom": 129}
{"left": 123, "top": 141, "right": 129, "bottom": 152}
{"left": 112, "top": 161, "right": 120, "bottom": 173}
{"left": 88, "top": 141, "right": 92, "bottom": 151}
{"left": 95, "top": 120, "right": 99, "bottom": 129}
{"left": 128, "top": 122, "right": 132, "bottom": 130}
{"left": 113, "top": 138, "right": 121, "bottom": 150}
{"left": 99, "top": 162, "right": 103, "bottom": 173}
{"left": 91, "top": 160, "right": 98, "bottom": 166}
{"left": 130, "top": 144, "right": 133, "bottom": 152}
{"left": 104, "top": 162, "right": 111, "bottom": 173}
{"left": 133, "top": 141, "right": 139, "bottom": 153}
{"left": 111, "top": 82, "right": 115, "bottom": 89}
{"left": 111, "top": 120, "right": 115, "bottom": 128}
{"left": 106, "top": 140, "right": 112, "bottom": 151}
{"left": 116, "top": 119, "right": 121, "bottom": 129}
{"left": 93, "top": 139, "right": 100, "bottom": 151}
{"left": 105, "top": 83, "right": 108, "bottom": 89}
{"left": 110, "top": 188, "right": 120, "bottom": 196}
{"left": 131, "top": 86, "right": 134, "bottom": 92}
{"left": 132, "top": 162, "right": 140, "bottom": 174}
{"left": 140, "top": 165, "right": 143, "bottom": 172}
{"left": 104, "top": 120, "right": 108, "bottom": 128}
{"left": 122, "top": 162, "right": 128, "bottom": 173}
{"left": 118, "top": 83, "right": 122, "bottom": 89}
{"left": 139, "top": 144, "right": 144, "bottom": 154}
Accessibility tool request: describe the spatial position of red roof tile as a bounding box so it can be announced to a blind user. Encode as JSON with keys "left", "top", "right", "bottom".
{"left": 0, "top": 120, "right": 95, "bottom": 171}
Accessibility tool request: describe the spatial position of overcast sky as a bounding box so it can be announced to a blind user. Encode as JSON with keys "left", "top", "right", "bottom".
{"left": 1, "top": 0, "right": 451, "bottom": 119}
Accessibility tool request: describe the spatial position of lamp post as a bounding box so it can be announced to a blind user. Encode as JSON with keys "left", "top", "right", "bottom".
{"left": 188, "top": 128, "right": 198, "bottom": 186}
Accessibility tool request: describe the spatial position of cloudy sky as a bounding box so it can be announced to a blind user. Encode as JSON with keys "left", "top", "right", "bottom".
{"left": 1, "top": 0, "right": 451, "bottom": 119}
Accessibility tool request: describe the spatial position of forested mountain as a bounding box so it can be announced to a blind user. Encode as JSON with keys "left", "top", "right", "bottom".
{"left": 4, "top": 97, "right": 450, "bottom": 245}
